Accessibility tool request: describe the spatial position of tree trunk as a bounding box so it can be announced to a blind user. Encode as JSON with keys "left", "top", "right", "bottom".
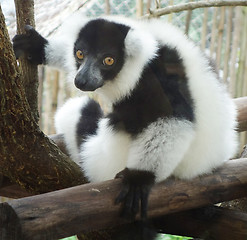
{"left": 0, "top": 4, "right": 86, "bottom": 195}
{"left": 14, "top": 0, "right": 39, "bottom": 122}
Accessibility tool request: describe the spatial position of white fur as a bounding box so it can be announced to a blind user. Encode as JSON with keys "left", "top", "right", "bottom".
{"left": 80, "top": 118, "right": 131, "bottom": 182}
{"left": 127, "top": 118, "right": 195, "bottom": 182}
{"left": 55, "top": 96, "right": 90, "bottom": 165}
{"left": 53, "top": 16, "right": 238, "bottom": 184}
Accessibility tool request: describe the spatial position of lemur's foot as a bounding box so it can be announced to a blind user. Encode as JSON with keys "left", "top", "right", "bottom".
{"left": 115, "top": 168, "right": 155, "bottom": 220}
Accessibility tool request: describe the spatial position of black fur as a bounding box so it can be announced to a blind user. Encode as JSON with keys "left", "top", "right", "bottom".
{"left": 108, "top": 45, "right": 194, "bottom": 136}
{"left": 12, "top": 25, "right": 48, "bottom": 65}
{"left": 76, "top": 99, "right": 103, "bottom": 147}
{"left": 151, "top": 46, "right": 194, "bottom": 121}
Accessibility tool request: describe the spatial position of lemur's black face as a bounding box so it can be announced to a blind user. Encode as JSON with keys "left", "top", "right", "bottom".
{"left": 73, "top": 19, "right": 130, "bottom": 91}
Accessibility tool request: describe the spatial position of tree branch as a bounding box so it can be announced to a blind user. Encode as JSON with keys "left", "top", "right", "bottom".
{"left": 14, "top": 0, "right": 39, "bottom": 122}
{"left": 145, "top": 0, "right": 247, "bottom": 18}
{"left": 153, "top": 206, "right": 247, "bottom": 240}
{"left": 1, "top": 158, "right": 247, "bottom": 240}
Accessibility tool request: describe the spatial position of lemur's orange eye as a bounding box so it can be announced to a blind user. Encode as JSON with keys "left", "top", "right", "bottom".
{"left": 103, "top": 57, "right": 114, "bottom": 66}
{"left": 76, "top": 50, "right": 84, "bottom": 60}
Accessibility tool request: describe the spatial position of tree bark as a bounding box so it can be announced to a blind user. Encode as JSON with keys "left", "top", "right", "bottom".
{"left": 0, "top": 5, "right": 86, "bottom": 194}
{"left": 14, "top": 0, "right": 39, "bottom": 122}
{"left": 1, "top": 158, "right": 247, "bottom": 240}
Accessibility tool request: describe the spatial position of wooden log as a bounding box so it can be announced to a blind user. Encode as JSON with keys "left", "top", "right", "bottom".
{"left": 0, "top": 176, "right": 31, "bottom": 199}
{"left": 0, "top": 202, "right": 22, "bottom": 240}
{"left": 1, "top": 158, "right": 247, "bottom": 240}
{"left": 152, "top": 206, "right": 247, "bottom": 240}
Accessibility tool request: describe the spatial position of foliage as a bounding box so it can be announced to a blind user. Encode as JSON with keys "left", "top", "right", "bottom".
{"left": 156, "top": 233, "right": 192, "bottom": 240}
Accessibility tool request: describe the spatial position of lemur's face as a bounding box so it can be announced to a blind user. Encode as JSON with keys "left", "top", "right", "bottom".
{"left": 73, "top": 19, "right": 130, "bottom": 91}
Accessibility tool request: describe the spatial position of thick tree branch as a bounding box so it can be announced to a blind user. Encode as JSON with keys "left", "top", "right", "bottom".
{"left": 153, "top": 206, "right": 247, "bottom": 240}
{"left": 145, "top": 0, "right": 247, "bottom": 18}
{"left": 0, "top": 4, "right": 86, "bottom": 195}
{"left": 14, "top": 0, "right": 39, "bottom": 122}
{"left": 1, "top": 158, "right": 247, "bottom": 240}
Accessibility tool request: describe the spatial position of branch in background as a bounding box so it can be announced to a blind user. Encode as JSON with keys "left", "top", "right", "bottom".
{"left": 145, "top": 0, "right": 247, "bottom": 18}
{"left": 153, "top": 206, "right": 247, "bottom": 240}
{"left": 1, "top": 158, "right": 247, "bottom": 240}
{"left": 235, "top": 97, "right": 247, "bottom": 132}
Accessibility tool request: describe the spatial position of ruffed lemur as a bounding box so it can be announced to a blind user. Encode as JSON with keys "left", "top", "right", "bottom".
{"left": 13, "top": 14, "right": 238, "bottom": 239}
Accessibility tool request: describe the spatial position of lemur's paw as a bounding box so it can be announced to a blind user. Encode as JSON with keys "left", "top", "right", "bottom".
{"left": 115, "top": 168, "right": 155, "bottom": 220}
{"left": 12, "top": 25, "right": 48, "bottom": 65}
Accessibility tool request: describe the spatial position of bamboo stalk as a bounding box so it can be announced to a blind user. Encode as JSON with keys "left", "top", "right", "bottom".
{"left": 216, "top": 7, "right": 226, "bottom": 69}
{"left": 38, "top": 66, "right": 45, "bottom": 130}
{"left": 229, "top": 7, "right": 243, "bottom": 96}
{"left": 105, "top": 0, "right": 110, "bottom": 15}
{"left": 136, "top": 0, "right": 143, "bottom": 17}
{"left": 210, "top": 8, "right": 219, "bottom": 59}
{"left": 168, "top": 0, "right": 174, "bottom": 22}
{"left": 185, "top": 0, "right": 194, "bottom": 35}
{"left": 236, "top": 10, "right": 247, "bottom": 98}
{"left": 200, "top": 7, "right": 209, "bottom": 50}
{"left": 223, "top": 7, "right": 233, "bottom": 83}
{"left": 146, "top": 0, "right": 152, "bottom": 14}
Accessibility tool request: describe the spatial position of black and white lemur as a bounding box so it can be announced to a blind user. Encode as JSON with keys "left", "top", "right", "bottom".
{"left": 13, "top": 14, "right": 238, "bottom": 238}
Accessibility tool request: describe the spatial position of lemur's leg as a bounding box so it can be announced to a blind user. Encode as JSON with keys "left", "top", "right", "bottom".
{"left": 116, "top": 118, "right": 195, "bottom": 220}
{"left": 55, "top": 96, "right": 103, "bottom": 165}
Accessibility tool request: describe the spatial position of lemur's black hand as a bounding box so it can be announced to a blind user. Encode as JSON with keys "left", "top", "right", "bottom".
{"left": 12, "top": 25, "right": 48, "bottom": 65}
{"left": 115, "top": 168, "right": 155, "bottom": 220}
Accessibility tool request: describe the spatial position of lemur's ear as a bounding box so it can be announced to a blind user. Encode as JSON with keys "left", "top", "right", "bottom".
{"left": 116, "top": 23, "right": 130, "bottom": 39}
{"left": 124, "top": 28, "right": 158, "bottom": 58}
